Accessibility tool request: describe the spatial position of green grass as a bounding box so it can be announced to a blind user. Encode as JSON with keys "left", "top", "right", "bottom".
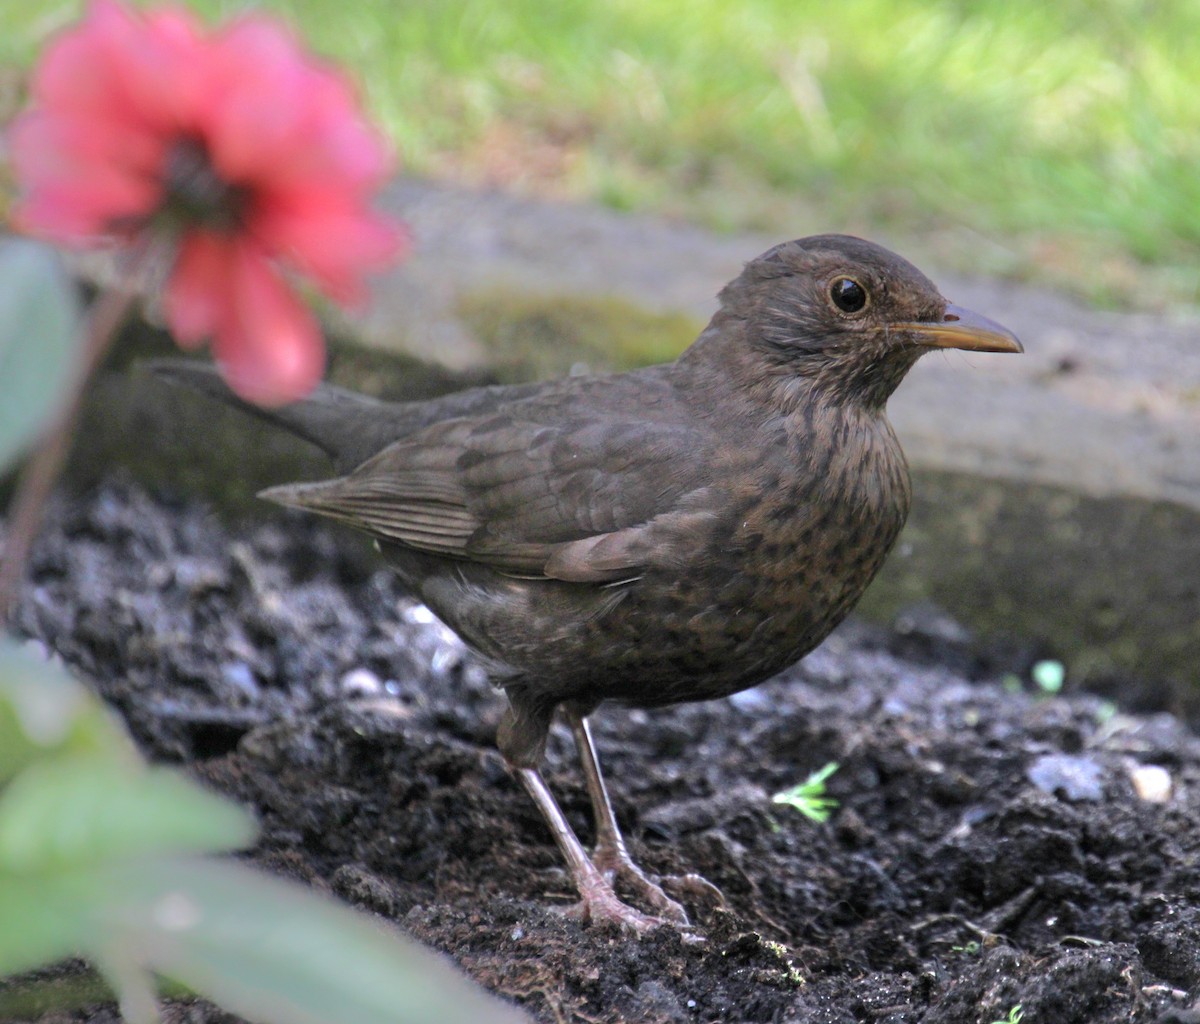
{"left": 3, "top": 0, "right": 1199, "bottom": 305}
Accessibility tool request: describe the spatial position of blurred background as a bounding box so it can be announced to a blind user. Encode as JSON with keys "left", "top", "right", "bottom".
{"left": 2, "top": 0, "right": 1198, "bottom": 309}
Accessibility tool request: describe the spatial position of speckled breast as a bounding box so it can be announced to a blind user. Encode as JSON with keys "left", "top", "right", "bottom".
{"left": 485, "top": 408, "right": 914, "bottom": 709}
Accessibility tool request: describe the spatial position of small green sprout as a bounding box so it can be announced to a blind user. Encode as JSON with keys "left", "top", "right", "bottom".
{"left": 1032, "top": 659, "right": 1065, "bottom": 695}
{"left": 990, "top": 1005, "right": 1024, "bottom": 1024}
{"left": 950, "top": 940, "right": 980, "bottom": 955}
{"left": 772, "top": 762, "right": 839, "bottom": 823}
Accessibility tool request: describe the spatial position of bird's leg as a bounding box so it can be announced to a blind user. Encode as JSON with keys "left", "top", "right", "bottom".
{"left": 564, "top": 707, "right": 704, "bottom": 925}
{"left": 514, "top": 767, "right": 668, "bottom": 934}
{"left": 500, "top": 697, "right": 671, "bottom": 933}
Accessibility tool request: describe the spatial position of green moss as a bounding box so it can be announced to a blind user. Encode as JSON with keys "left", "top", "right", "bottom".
{"left": 456, "top": 288, "right": 702, "bottom": 380}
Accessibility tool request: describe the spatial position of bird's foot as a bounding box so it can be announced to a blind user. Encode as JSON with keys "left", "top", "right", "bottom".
{"left": 593, "top": 845, "right": 700, "bottom": 926}
{"left": 563, "top": 882, "right": 677, "bottom": 936}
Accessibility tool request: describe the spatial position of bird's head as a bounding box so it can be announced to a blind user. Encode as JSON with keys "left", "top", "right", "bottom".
{"left": 712, "top": 234, "right": 1022, "bottom": 410}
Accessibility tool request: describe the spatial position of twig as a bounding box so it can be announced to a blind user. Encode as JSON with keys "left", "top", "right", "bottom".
{"left": 0, "top": 246, "right": 156, "bottom": 622}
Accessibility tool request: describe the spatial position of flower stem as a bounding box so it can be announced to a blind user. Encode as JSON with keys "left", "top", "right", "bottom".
{"left": 0, "top": 265, "right": 144, "bottom": 624}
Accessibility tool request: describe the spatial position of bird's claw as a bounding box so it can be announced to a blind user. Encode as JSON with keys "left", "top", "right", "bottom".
{"left": 661, "top": 871, "right": 727, "bottom": 909}
{"left": 593, "top": 847, "right": 715, "bottom": 926}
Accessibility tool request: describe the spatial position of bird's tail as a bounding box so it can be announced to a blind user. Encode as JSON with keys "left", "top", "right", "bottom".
{"left": 146, "top": 358, "right": 400, "bottom": 473}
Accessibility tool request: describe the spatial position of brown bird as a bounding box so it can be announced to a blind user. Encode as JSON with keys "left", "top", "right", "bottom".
{"left": 155, "top": 234, "right": 1021, "bottom": 933}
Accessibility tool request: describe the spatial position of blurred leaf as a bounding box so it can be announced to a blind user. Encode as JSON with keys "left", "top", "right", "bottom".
{"left": 0, "top": 869, "right": 99, "bottom": 976}
{"left": 0, "top": 239, "right": 82, "bottom": 473}
{"left": 0, "top": 759, "right": 255, "bottom": 872}
{"left": 106, "top": 857, "right": 529, "bottom": 1024}
{"left": 0, "top": 638, "right": 136, "bottom": 784}
{"left": 0, "top": 857, "right": 528, "bottom": 1023}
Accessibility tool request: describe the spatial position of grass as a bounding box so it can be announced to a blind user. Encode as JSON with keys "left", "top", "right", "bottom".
{"left": 3, "top": 0, "right": 1198, "bottom": 306}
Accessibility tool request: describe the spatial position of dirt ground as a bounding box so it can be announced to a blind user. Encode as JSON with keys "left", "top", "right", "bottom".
{"left": 9, "top": 477, "right": 1200, "bottom": 1024}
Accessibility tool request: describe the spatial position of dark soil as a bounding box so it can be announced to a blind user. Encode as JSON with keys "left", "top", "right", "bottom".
{"left": 10, "top": 477, "right": 1200, "bottom": 1024}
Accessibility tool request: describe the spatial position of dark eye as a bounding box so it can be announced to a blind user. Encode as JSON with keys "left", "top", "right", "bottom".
{"left": 830, "top": 277, "right": 868, "bottom": 313}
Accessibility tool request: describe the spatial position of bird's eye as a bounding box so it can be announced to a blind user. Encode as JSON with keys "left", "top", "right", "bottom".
{"left": 830, "top": 277, "right": 868, "bottom": 314}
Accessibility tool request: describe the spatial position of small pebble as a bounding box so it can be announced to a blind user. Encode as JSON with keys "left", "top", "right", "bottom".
{"left": 20, "top": 638, "right": 50, "bottom": 661}
{"left": 403, "top": 604, "right": 436, "bottom": 625}
{"left": 340, "top": 667, "right": 384, "bottom": 697}
{"left": 1130, "top": 764, "right": 1172, "bottom": 804}
{"left": 1032, "top": 659, "right": 1066, "bottom": 694}
{"left": 727, "top": 688, "right": 771, "bottom": 713}
{"left": 893, "top": 601, "right": 972, "bottom": 645}
{"left": 220, "top": 661, "right": 260, "bottom": 701}
{"left": 1027, "top": 753, "right": 1105, "bottom": 802}
{"left": 431, "top": 646, "right": 463, "bottom": 674}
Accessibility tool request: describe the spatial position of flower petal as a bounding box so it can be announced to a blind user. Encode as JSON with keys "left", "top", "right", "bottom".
{"left": 164, "top": 231, "right": 235, "bottom": 347}
{"left": 31, "top": 0, "right": 132, "bottom": 120}
{"left": 201, "top": 17, "right": 314, "bottom": 183}
{"left": 10, "top": 112, "right": 162, "bottom": 240}
{"left": 10, "top": 108, "right": 166, "bottom": 183}
{"left": 12, "top": 185, "right": 143, "bottom": 244}
{"left": 120, "top": 5, "right": 208, "bottom": 130}
{"left": 251, "top": 191, "right": 406, "bottom": 303}
{"left": 212, "top": 243, "right": 325, "bottom": 405}
{"left": 200, "top": 16, "right": 392, "bottom": 192}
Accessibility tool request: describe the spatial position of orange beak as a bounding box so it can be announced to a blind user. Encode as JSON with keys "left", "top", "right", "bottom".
{"left": 897, "top": 304, "right": 1023, "bottom": 354}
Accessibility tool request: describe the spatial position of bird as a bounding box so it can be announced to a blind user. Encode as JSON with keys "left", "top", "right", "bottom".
{"left": 153, "top": 234, "right": 1021, "bottom": 934}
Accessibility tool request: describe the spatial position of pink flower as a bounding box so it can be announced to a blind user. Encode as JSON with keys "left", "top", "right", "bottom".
{"left": 9, "top": 0, "right": 406, "bottom": 405}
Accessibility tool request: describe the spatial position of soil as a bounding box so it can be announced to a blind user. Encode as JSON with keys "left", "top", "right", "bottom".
{"left": 9, "top": 476, "right": 1200, "bottom": 1024}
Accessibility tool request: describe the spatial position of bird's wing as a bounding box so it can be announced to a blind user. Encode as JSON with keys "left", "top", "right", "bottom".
{"left": 262, "top": 412, "right": 719, "bottom": 583}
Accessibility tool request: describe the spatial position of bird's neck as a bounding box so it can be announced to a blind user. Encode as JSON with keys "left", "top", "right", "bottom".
{"left": 676, "top": 313, "right": 921, "bottom": 419}
{"left": 789, "top": 346, "right": 923, "bottom": 413}
{"left": 675, "top": 318, "right": 913, "bottom": 541}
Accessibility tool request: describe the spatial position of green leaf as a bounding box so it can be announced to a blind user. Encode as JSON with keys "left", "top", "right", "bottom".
{"left": 0, "top": 869, "right": 100, "bottom": 976}
{"left": 102, "top": 857, "right": 530, "bottom": 1024}
{"left": 0, "top": 238, "right": 82, "bottom": 473}
{"left": 0, "top": 759, "right": 256, "bottom": 872}
{"left": 0, "top": 856, "right": 528, "bottom": 1023}
{"left": 0, "top": 638, "right": 136, "bottom": 783}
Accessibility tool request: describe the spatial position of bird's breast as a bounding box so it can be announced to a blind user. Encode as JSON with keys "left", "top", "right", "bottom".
{"left": 402, "top": 408, "right": 912, "bottom": 710}
{"left": 557, "top": 409, "right": 913, "bottom": 705}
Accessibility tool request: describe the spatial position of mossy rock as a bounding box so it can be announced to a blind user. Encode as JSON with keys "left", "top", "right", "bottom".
{"left": 862, "top": 469, "right": 1200, "bottom": 718}
{"left": 457, "top": 287, "right": 702, "bottom": 380}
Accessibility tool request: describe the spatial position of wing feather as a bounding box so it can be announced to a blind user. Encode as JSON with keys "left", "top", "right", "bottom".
{"left": 259, "top": 396, "right": 721, "bottom": 582}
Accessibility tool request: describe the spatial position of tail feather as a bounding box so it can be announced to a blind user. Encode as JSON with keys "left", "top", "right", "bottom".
{"left": 147, "top": 359, "right": 412, "bottom": 473}
{"left": 258, "top": 478, "right": 359, "bottom": 523}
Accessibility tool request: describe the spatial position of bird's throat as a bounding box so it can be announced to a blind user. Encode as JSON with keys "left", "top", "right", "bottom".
{"left": 798, "top": 345, "right": 924, "bottom": 413}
